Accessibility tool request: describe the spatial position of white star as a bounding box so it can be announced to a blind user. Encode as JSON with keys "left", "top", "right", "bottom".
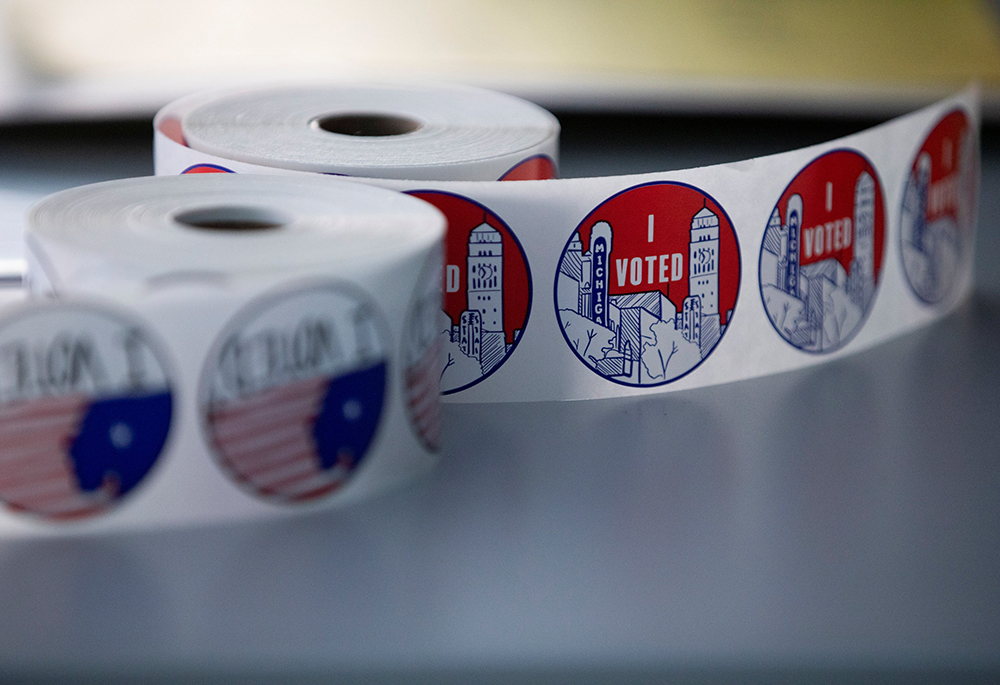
{"left": 342, "top": 399, "right": 363, "bottom": 421}
{"left": 109, "top": 422, "right": 133, "bottom": 449}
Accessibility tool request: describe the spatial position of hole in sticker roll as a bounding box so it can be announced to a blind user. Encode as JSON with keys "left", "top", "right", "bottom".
{"left": 174, "top": 205, "right": 291, "bottom": 231}
{"left": 313, "top": 113, "right": 422, "bottom": 137}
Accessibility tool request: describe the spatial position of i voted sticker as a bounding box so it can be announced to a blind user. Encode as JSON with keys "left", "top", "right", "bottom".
{"left": 407, "top": 191, "right": 532, "bottom": 394}
{"left": 760, "top": 149, "right": 886, "bottom": 353}
{"left": 899, "top": 108, "right": 978, "bottom": 305}
{"left": 202, "top": 283, "right": 390, "bottom": 504}
{"left": 0, "top": 303, "right": 173, "bottom": 521}
{"left": 554, "top": 182, "right": 741, "bottom": 387}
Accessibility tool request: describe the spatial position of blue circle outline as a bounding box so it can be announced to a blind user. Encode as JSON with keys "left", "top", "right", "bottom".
{"left": 181, "top": 163, "right": 234, "bottom": 174}
{"left": 552, "top": 180, "right": 742, "bottom": 388}
{"left": 757, "top": 147, "right": 887, "bottom": 355}
{"left": 896, "top": 107, "right": 976, "bottom": 306}
{"left": 404, "top": 189, "right": 534, "bottom": 395}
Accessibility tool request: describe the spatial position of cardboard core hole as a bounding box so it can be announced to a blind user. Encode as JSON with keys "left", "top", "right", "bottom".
{"left": 314, "top": 113, "right": 421, "bottom": 136}
{"left": 175, "top": 206, "right": 290, "bottom": 231}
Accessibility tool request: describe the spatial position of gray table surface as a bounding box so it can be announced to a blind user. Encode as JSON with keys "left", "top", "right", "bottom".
{"left": 0, "top": 112, "right": 996, "bottom": 684}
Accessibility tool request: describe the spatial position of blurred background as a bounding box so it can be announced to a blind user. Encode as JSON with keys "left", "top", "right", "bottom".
{"left": 0, "top": 0, "right": 998, "bottom": 122}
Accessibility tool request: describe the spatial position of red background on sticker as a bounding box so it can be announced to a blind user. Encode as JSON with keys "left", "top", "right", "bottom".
{"left": 408, "top": 191, "right": 530, "bottom": 345}
{"left": 573, "top": 183, "right": 740, "bottom": 326}
{"left": 158, "top": 116, "right": 187, "bottom": 146}
{"left": 182, "top": 164, "right": 232, "bottom": 174}
{"left": 915, "top": 109, "right": 971, "bottom": 224}
{"left": 776, "top": 150, "right": 885, "bottom": 280}
{"left": 499, "top": 155, "right": 557, "bottom": 181}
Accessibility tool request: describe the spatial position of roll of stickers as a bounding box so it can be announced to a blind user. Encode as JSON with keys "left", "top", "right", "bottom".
{"left": 0, "top": 174, "right": 444, "bottom": 535}
{"left": 157, "top": 83, "right": 560, "bottom": 181}
{"left": 154, "top": 83, "right": 980, "bottom": 404}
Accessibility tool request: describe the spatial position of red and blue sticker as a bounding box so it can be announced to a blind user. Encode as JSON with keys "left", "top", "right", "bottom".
{"left": 201, "top": 283, "right": 389, "bottom": 503}
{"left": 899, "top": 109, "right": 977, "bottom": 305}
{"left": 406, "top": 191, "right": 532, "bottom": 394}
{"left": 182, "top": 163, "right": 234, "bottom": 174}
{"left": 499, "top": 155, "right": 557, "bottom": 181}
{"left": 0, "top": 304, "right": 173, "bottom": 521}
{"left": 759, "top": 149, "right": 886, "bottom": 353}
{"left": 554, "top": 182, "right": 741, "bottom": 386}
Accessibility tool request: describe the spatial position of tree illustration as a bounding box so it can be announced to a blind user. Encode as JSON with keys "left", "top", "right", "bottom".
{"left": 640, "top": 318, "right": 700, "bottom": 381}
{"left": 441, "top": 353, "right": 455, "bottom": 379}
{"left": 559, "top": 309, "right": 615, "bottom": 368}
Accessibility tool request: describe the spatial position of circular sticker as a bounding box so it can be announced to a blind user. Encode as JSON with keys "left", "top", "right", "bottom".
{"left": 0, "top": 303, "right": 174, "bottom": 521}
{"left": 406, "top": 191, "right": 532, "bottom": 394}
{"left": 759, "top": 149, "right": 885, "bottom": 353}
{"left": 182, "top": 163, "right": 234, "bottom": 174}
{"left": 202, "top": 283, "right": 389, "bottom": 503}
{"left": 499, "top": 155, "right": 558, "bottom": 181}
{"left": 900, "top": 109, "right": 978, "bottom": 304}
{"left": 402, "top": 251, "right": 443, "bottom": 452}
{"left": 554, "top": 182, "right": 741, "bottom": 387}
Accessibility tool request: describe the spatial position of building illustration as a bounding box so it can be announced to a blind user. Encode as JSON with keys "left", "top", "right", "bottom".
{"left": 900, "top": 122, "right": 975, "bottom": 304}
{"left": 439, "top": 220, "right": 522, "bottom": 391}
{"left": 556, "top": 205, "right": 730, "bottom": 386}
{"left": 760, "top": 170, "right": 878, "bottom": 352}
{"left": 848, "top": 172, "right": 876, "bottom": 311}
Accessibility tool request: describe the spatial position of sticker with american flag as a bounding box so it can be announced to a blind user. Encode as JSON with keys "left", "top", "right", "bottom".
{"left": 202, "top": 283, "right": 389, "bottom": 504}
{"left": 402, "top": 251, "right": 442, "bottom": 452}
{"left": 0, "top": 303, "right": 174, "bottom": 521}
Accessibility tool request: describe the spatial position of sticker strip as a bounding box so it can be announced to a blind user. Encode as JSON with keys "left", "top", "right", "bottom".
{"left": 154, "top": 84, "right": 980, "bottom": 403}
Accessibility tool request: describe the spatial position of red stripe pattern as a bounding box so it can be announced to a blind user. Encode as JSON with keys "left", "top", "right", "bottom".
{"left": 405, "top": 337, "right": 442, "bottom": 452}
{"left": 0, "top": 394, "right": 113, "bottom": 520}
{"left": 207, "top": 375, "right": 352, "bottom": 502}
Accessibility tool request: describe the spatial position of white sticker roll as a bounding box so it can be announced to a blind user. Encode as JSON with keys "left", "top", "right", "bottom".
{"left": 154, "top": 83, "right": 980, "bottom": 404}
{"left": 0, "top": 174, "right": 444, "bottom": 535}
{"left": 158, "top": 83, "right": 559, "bottom": 181}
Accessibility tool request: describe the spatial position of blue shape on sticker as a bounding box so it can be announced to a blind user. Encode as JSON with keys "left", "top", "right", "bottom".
{"left": 70, "top": 391, "right": 173, "bottom": 495}
{"left": 312, "top": 362, "right": 386, "bottom": 471}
